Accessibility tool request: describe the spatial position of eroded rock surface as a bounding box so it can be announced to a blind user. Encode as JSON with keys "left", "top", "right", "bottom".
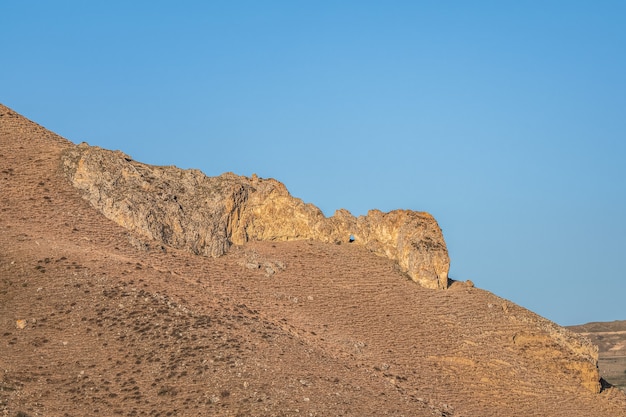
{"left": 569, "top": 320, "right": 626, "bottom": 391}
{"left": 61, "top": 143, "right": 450, "bottom": 289}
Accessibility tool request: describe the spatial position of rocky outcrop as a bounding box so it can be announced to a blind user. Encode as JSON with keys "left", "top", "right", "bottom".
{"left": 568, "top": 320, "right": 626, "bottom": 391}
{"left": 511, "top": 318, "right": 602, "bottom": 394}
{"left": 61, "top": 143, "right": 450, "bottom": 289}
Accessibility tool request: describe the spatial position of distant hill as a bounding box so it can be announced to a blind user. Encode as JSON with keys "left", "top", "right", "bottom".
{"left": 569, "top": 320, "right": 626, "bottom": 391}
{"left": 2, "top": 103, "right": 626, "bottom": 416}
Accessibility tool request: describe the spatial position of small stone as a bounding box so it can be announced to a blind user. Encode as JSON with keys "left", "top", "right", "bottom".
{"left": 16, "top": 319, "right": 27, "bottom": 329}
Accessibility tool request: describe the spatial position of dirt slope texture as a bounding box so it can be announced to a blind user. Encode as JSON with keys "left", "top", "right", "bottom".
{"left": 2, "top": 103, "right": 626, "bottom": 416}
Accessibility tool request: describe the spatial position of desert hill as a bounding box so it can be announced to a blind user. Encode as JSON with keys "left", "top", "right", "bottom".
{"left": 1, "top": 103, "right": 626, "bottom": 416}
{"left": 569, "top": 321, "right": 626, "bottom": 392}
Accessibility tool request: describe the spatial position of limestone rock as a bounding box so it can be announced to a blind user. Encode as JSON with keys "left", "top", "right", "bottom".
{"left": 61, "top": 143, "right": 450, "bottom": 289}
{"left": 568, "top": 320, "right": 626, "bottom": 391}
{"left": 512, "top": 328, "right": 601, "bottom": 393}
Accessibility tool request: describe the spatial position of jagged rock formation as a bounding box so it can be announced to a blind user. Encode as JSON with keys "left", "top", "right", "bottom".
{"left": 61, "top": 143, "right": 450, "bottom": 289}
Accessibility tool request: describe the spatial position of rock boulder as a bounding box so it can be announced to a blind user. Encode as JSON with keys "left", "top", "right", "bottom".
{"left": 61, "top": 143, "right": 450, "bottom": 289}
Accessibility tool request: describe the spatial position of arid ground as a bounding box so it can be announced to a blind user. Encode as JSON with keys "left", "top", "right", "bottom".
{"left": 2, "top": 104, "right": 626, "bottom": 416}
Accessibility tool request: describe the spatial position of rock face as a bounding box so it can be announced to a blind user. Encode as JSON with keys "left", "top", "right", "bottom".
{"left": 569, "top": 320, "right": 626, "bottom": 392}
{"left": 61, "top": 143, "right": 450, "bottom": 289}
{"left": 511, "top": 319, "right": 602, "bottom": 394}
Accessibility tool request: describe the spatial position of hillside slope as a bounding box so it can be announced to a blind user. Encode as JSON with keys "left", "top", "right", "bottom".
{"left": 2, "top": 104, "right": 625, "bottom": 416}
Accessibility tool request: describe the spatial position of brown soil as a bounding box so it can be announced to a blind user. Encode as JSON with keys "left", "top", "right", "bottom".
{"left": 2, "top": 104, "right": 626, "bottom": 416}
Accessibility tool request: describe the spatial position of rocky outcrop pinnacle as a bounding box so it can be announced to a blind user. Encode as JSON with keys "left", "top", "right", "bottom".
{"left": 61, "top": 142, "right": 450, "bottom": 289}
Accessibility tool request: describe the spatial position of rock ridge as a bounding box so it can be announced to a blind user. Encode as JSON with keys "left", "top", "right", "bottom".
{"left": 61, "top": 143, "right": 450, "bottom": 289}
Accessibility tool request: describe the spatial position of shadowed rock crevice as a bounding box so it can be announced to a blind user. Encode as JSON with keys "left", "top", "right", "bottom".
{"left": 61, "top": 143, "right": 450, "bottom": 289}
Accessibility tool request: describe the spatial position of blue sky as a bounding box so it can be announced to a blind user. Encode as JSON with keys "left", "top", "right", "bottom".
{"left": 2, "top": 2, "right": 624, "bottom": 326}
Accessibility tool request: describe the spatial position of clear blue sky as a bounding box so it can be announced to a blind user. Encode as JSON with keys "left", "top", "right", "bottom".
{"left": 2, "top": 1, "right": 624, "bottom": 326}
